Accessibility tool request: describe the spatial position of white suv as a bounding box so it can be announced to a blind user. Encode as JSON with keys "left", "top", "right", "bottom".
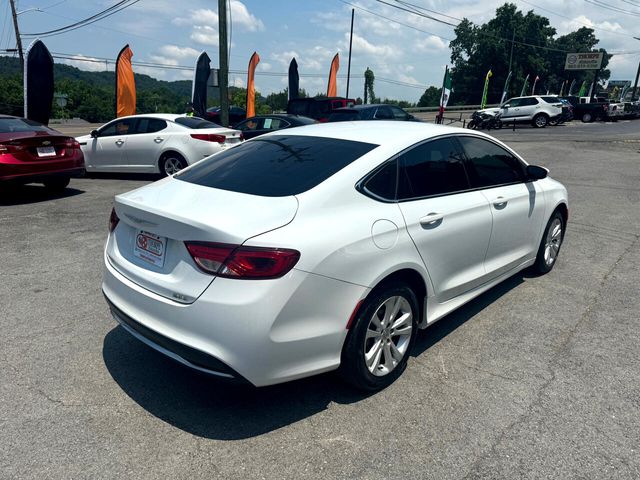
{"left": 481, "top": 95, "right": 563, "bottom": 128}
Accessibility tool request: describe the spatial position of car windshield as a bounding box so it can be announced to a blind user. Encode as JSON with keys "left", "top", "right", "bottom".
{"left": 176, "top": 135, "right": 378, "bottom": 197}
{"left": 174, "top": 117, "right": 221, "bottom": 129}
{"left": 288, "top": 101, "right": 308, "bottom": 116}
{"left": 0, "top": 117, "right": 50, "bottom": 133}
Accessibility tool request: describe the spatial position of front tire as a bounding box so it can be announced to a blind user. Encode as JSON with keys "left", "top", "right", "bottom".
{"left": 532, "top": 114, "right": 548, "bottom": 128}
{"left": 532, "top": 210, "right": 565, "bottom": 274}
{"left": 339, "top": 282, "right": 418, "bottom": 391}
{"left": 581, "top": 112, "right": 593, "bottom": 123}
{"left": 160, "top": 153, "right": 187, "bottom": 177}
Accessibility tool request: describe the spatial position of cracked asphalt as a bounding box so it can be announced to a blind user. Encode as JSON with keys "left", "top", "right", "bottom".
{"left": 1, "top": 121, "right": 639, "bottom": 479}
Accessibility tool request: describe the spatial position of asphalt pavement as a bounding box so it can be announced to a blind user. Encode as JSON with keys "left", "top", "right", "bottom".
{"left": 1, "top": 121, "right": 639, "bottom": 479}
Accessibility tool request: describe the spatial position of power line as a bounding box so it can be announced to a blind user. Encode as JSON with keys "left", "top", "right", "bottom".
{"left": 23, "top": 0, "right": 142, "bottom": 37}
{"left": 337, "top": 0, "right": 452, "bottom": 41}
{"left": 582, "top": 0, "right": 640, "bottom": 17}
{"left": 517, "top": 0, "right": 638, "bottom": 38}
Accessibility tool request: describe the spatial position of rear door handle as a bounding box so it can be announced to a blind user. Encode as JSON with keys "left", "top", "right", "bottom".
{"left": 115, "top": 139, "right": 124, "bottom": 146}
{"left": 419, "top": 212, "right": 444, "bottom": 226}
{"left": 154, "top": 137, "right": 164, "bottom": 143}
{"left": 493, "top": 196, "right": 508, "bottom": 208}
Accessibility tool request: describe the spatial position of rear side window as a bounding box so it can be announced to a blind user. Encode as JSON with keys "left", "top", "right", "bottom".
{"left": 176, "top": 135, "right": 378, "bottom": 197}
{"left": 540, "top": 96, "right": 559, "bottom": 104}
{"left": 458, "top": 136, "right": 525, "bottom": 188}
{"left": 398, "top": 137, "right": 469, "bottom": 199}
{"left": 364, "top": 160, "right": 397, "bottom": 200}
{"left": 136, "top": 118, "right": 167, "bottom": 134}
{"left": 520, "top": 98, "right": 539, "bottom": 106}
{"left": 0, "top": 118, "right": 50, "bottom": 133}
{"left": 174, "top": 117, "right": 221, "bottom": 129}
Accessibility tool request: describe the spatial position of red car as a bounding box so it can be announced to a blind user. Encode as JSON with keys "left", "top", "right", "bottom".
{"left": 0, "top": 115, "right": 85, "bottom": 191}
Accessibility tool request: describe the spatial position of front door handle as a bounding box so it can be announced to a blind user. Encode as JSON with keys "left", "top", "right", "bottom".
{"left": 154, "top": 137, "right": 164, "bottom": 143}
{"left": 419, "top": 212, "right": 444, "bottom": 226}
{"left": 493, "top": 196, "right": 508, "bottom": 208}
{"left": 115, "top": 139, "right": 124, "bottom": 146}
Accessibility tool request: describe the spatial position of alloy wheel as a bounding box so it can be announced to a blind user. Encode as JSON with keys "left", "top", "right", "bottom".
{"left": 544, "top": 218, "right": 563, "bottom": 267}
{"left": 164, "top": 157, "right": 184, "bottom": 175}
{"left": 364, "top": 296, "right": 413, "bottom": 376}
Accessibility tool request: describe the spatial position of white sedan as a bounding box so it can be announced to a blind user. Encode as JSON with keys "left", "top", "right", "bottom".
{"left": 102, "top": 121, "right": 568, "bottom": 390}
{"left": 77, "top": 114, "right": 242, "bottom": 176}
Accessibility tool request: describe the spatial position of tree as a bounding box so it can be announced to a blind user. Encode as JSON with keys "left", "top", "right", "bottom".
{"left": 448, "top": 3, "right": 609, "bottom": 105}
{"left": 418, "top": 86, "right": 441, "bottom": 107}
{"left": 364, "top": 68, "right": 376, "bottom": 103}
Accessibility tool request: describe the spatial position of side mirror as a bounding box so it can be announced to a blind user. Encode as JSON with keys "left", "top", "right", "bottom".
{"left": 90, "top": 129, "right": 99, "bottom": 138}
{"left": 407, "top": 114, "right": 415, "bottom": 120}
{"left": 527, "top": 164, "right": 548, "bottom": 180}
{"left": 502, "top": 104, "right": 510, "bottom": 109}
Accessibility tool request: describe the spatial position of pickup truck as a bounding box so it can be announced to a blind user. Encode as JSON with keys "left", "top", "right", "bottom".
{"left": 563, "top": 96, "right": 611, "bottom": 123}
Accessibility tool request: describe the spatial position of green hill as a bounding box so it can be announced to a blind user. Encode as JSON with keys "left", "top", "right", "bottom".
{"left": 0, "top": 56, "right": 247, "bottom": 122}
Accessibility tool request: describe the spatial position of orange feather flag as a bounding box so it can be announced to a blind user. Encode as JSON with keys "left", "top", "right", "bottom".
{"left": 327, "top": 53, "right": 339, "bottom": 97}
{"left": 115, "top": 45, "right": 136, "bottom": 117}
{"left": 246, "top": 52, "right": 260, "bottom": 118}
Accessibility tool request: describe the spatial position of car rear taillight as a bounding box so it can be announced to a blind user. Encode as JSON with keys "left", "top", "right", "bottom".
{"left": 0, "top": 143, "right": 23, "bottom": 154}
{"left": 190, "top": 133, "right": 226, "bottom": 143}
{"left": 64, "top": 138, "right": 81, "bottom": 149}
{"left": 185, "top": 241, "right": 300, "bottom": 279}
{"left": 109, "top": 207, "right": 120, "bottom": 233}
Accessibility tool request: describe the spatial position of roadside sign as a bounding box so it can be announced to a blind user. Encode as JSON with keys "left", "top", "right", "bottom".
{"left": 564, "top": 52, "right": 604, "bottom": 70}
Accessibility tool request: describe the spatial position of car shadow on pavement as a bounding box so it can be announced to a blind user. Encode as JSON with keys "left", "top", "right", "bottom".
{"left": 0, "top": 184, "right": 85, "bottom": 205}
{"left": 412, "top": 274, "right": 525, "bottom": 358}
{"left": 85, "top": 172, "right": 160, "bottom": 182}
{"left": 102, "top": 272, "right": 527, "bottom": 441}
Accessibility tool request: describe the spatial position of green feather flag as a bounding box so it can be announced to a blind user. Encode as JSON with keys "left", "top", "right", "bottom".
{"left": 481, "top": 69, "right": 492, "bottom": 109}
{"left": 578, "top": 80, "right": 587, "bottom": 97}
{"left": 520, "top": 74, "right": 529, "bottom": 97}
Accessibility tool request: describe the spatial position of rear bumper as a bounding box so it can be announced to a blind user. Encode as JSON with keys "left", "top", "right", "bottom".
{"left": 102, "top": 249, "right": 367, "bottom": 387}
{"left": 0, "top": 165, "right": 85, "bottom": 183}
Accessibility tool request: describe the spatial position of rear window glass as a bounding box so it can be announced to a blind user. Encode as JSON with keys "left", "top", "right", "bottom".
{"left": 174, "top": 117, "right": 221, "bottom": 129}
{"left": 176, "top": 135, "right": 378, "bottom": 197}
{"left": 288, "top": 101, "right": 308, "bottom": 116}
{"left": 328, "top": 111, "right": 361, "bottom": 122}
{"left": 0, "top": 118, "right": 50, "bottom": 133}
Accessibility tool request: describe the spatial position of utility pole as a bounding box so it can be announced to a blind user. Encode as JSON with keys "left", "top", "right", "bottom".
{"left": 9, "top": 0, "right": 24, "bottom": 69}
{"left": 632, "top": 60, "right": 640, "bottom": 101}
{"left": 507, "top": 28, "right": 515, "bottom": 74}
{"left": 346, "top": 9, "right": 354, "bottom": 99}
{"left": 218, "top": 0, "right": 229, "bottom": 127}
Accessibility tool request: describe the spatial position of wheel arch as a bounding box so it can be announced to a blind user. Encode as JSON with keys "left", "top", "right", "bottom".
{"left": 366, "top": 267, "right": 429, "bottom": 328}
{"left": 157, "top": 150, "right": 187, "bottom": 173}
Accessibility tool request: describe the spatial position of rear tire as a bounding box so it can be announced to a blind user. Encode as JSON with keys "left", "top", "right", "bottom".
{"left": 42, "top": 177, "right": 70, "bottom": 193}
{"left": 160, "top": 153, "right": 187, "bottom": 177}
{"left": 532, "top": 114, "right": 548, "bottom": 128}
{"left": 339, "top": 282, "right": 418, "bottom": 391}
{"left": 532, "top": 210, "right": 565, "bottom": 274}
{"left": 467, "top": 120, "right": 477, "bottom": 130}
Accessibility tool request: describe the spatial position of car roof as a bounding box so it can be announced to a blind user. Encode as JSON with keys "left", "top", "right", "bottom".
{"left": 111, "top": 113, "right": 186, "bottom": 121}
{"left": 259, "top": 120, "right": 490, "bottom": 149}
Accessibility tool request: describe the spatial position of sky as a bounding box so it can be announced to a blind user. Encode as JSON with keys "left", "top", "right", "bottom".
{"left": 2, "top": 0, "right": 640, "bottom": 103}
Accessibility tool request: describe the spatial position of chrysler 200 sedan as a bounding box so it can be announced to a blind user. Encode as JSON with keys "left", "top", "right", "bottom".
{"left": 102, "top": 121, "right": 567, "bottom": 391}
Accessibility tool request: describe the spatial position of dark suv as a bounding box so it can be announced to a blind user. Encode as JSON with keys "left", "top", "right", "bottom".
{"left": 287, "top": 97, "right": 356, "bottom": 122}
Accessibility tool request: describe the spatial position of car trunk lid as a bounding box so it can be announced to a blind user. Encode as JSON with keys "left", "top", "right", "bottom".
{"left": 107, "top": 177, "right": 298, "bottom": 303}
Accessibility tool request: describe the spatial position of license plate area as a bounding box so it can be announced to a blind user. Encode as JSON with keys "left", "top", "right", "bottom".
{"left": 133, "top": 230, "right": 166, "bottom": 268}
{"left": 36, "top": 146, "right": 56, "bottom": 157}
